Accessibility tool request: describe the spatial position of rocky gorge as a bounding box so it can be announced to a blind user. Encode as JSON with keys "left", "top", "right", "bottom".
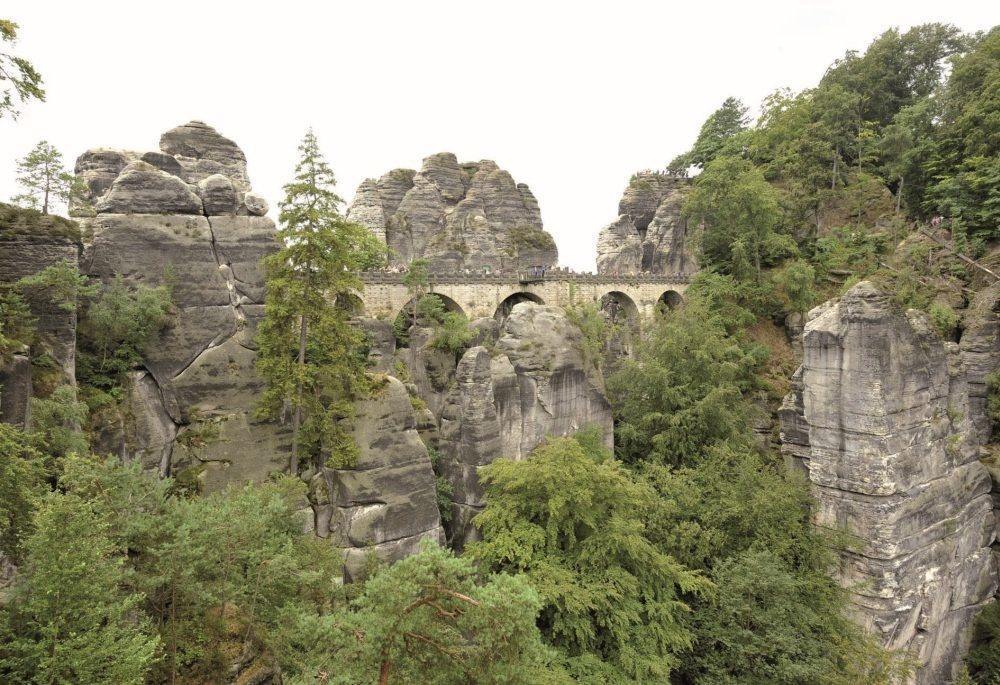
{"left": 1, "top": 119, "right": 998, "bottom": 683}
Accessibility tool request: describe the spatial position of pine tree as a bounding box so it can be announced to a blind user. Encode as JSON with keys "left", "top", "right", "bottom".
{"left": 0, "top": 491, "right": 159, "bottom": 684}
{"left": 256, "top": 130, "right": 385, "bottom": 474}
{"left": 0, "top": 20, "right": 44, "bottom": 120}
{"left": 11, "top": 141, "right": 81, "bottom": 215}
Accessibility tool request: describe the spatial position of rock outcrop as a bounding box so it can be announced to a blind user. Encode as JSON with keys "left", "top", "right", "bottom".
{"left": 311, "top": 376, "right": 444, "bottom": 581}
{"left": 436, "top": 303, "right": 614, "bottom": 548}
{"left": 0, "top": 204, "right": 82, "bottom": 385}
{"left": 76, "top": 121, "right": 285, "bottom": 490}
{"left": 347, "top": 153, "right": 557, "bottom": 272}
{"left": 596, "top": 171, "right": 697, "bottom": 277}
{"left": 780, "top": 282, "right": 997, "bottom": 683}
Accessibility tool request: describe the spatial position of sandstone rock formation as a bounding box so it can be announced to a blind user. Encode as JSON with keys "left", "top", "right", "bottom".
{"left": 596, "top": 171, "right": 698, "bottom": 277}
{"left": 347, "top": 153, "right": 557, "bottom": 272}
{"left": 76, "top": 121, "right": 285, "bottom": 490}
{"left": 310, "top": 376, "right": 444, "bottom": 581}
{"left": 780, "top": 281, "right": 997, "bottom": 683}
{"left": 0, "top": 204, "right": 82, "bottom": 385}
{"left": 436, "top": 303, "right": 614, "bottom": 549}
{"left": 71, "top": 123, "right": 446, "bottom": 579}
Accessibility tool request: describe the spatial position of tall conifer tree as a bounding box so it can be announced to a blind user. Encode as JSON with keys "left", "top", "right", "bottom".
{"left": 256, "top": 130, "right": 384, "bottom": 473}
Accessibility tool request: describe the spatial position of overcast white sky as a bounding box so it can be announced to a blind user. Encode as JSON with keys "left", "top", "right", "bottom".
{"left": 1, "top": 1, "right": 996, "bottom": 270}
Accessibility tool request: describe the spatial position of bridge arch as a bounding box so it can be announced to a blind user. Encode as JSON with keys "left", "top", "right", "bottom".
{"left": 658, "top": 289, "right": 683, "bottom": 311}
{"left": 394, "top": 292, "right": 465, "bottom": 329}
{"left": 494, "top": 291, "right": 544, "bottom": 323}
{"left": 599, "top": 291, "right": 639, "bottom": 326}
{"left": 335, "top": 292, "right": 364, "bottom": 316}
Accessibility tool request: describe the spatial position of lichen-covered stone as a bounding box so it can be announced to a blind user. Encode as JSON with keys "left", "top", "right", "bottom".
{"left": 787, "top": 281, "right": 996, "bottom": 683}
{"left": 318, "top": 376, "right": 444, "bottom": 581}
{"left": 0, "top": 216, "right": 81, "bottom": 384}
{"left": 159, "top": 120, "right": 249, "bottom": 191}
{"left": 598, "top": 171, "right": 697, "bottom": 277}
{"left": 596, "top": 215, "right": 642, "bottom": 275}
{"left": 77, "top": 123, "right": 281, "bottom": 493}
{"left": 95, "top": 161, "right": 204, "bottom": 215}
{"left": 347, "top": 154, "right": 557, "bottom": 272}
{"left": 197, "top": 174, "right": 237, "bottom": 216}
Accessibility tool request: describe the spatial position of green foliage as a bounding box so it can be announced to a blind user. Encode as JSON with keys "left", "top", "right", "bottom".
{"left": 15, "top": 259, "right": 96, "bottom": 312}
{"left": 774, "top": 258, "right": 818, "bottom": 313}
{"left": 987, "top": 371, "right": 1000, "bottom": 441}
{"left": 427, "top": 447, "right": 454, "bottom": 525}
{"left": 0, "top": 288, "right": 34, "bottom": 365}
{"left": 685, "top": 156, "right": 790, "bottom": 280}
{"left": 468, "top": 431, "right": 710, "bottom": 682}
{"left": 283, "top": 542, "right": 558, "bottom": 684}
{"left": 10, "top": 141, "right": 84, "bottom": 216}
{"left": 76, "top": 276, "right": 173, "bottom": 396}
{"left": 0, "top": 490, "right": 159, "bottom": 684}
{"left": 564, "top": 300, "right": 609, "bottom": 370}
{"left": 0, "top": 423, "right": 43, "bottom": 561}
{"left": 680, "top": 546, "right": 907, "bottom": 684}
{"left": 28, "top": 384, "right": 89, "bottom": 473}
{"left": 928, "top": 301, "right": 960, "bottom": 338}
{"left": 670, "top": 96, "right": 749, "bottom": 170}
{"left": 397, "top": 294, "right": 474, "bottom": 356}
{"left": 508, "top": 224, "right": 556, "bottom": 254}
{"left": 0, "top": 20, "right": 44, "bottom": 120}
{"left": 256, "top": 129, "right": 385, "bottom": 473}
{"left": 968, "top": 601, "right": 1000, "bottom": 683}
{"left": 55, "top": 456, "right": 338, "bottom": 683}
{"left": 607, "top": 296, "right": 761, "bottom": 467}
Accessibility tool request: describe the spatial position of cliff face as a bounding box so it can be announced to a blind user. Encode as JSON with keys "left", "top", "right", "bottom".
{"left": 596, "top": 171, "right": 698, "bottom": 277}
{"left": 0, "top": 204, "right": 82, "bottom": 389}
{"left": 347, "top": 153, "right": 557, "bottom": 272}
{"left": 436, "top": 303, "right": 614, "bottom": 549}
{"left": 75, "top": 122, "right": 285, "bottom": 488}
{"left": 781, "top": 281, "right": 999, "bottom": 683}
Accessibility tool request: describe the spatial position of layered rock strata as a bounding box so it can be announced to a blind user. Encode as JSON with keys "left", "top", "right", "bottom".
{"left": 76, "top": 122, "right": 283, "bottom": 490}
{"left": 310, "top": 376, "right": 445, "bottom": 581}
{"left": 596, "top": 171, "right": 698, "bottom": 277}
{"left": 73, "top": 122, "right": 444, "bottom": 579}
{"left": 780, "top": 281, "right": 997, "bottom": 683}
{"left": 0, "top": 205, "right": 82, "bottom": 385}
{"left": 347, "top": 152, "right": 557, "bottom": 272}
{"left": 436, "top": 303, "right": 614, "bottom": 549}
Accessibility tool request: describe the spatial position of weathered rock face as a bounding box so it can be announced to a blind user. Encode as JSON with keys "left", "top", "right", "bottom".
{"left": 781, "top": 282, "right": 997, "bottom": 683}
{"left": 437, "top": 303, "right": 613, "bottom": 548}
{"left": 311, "top": 376, "right": 444, "bottom": 581}
{"left": 596, "top": 171, "right": 697, "bottom": 277}
{"left": 77, "top": 122, "right": 285, "bottom": 491}
{"left": 0, "top": 355, "right": 32, "bottom": 427}
{"left": 0, "top": 205, "right": 82, "bottom": 385}
{"left": 347, "top": 153, "right": 557, "bottom": 272}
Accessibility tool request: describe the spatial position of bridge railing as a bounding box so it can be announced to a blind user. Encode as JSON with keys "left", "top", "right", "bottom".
{"left": 360, "top": 270, "right": 693, "bottom": 285}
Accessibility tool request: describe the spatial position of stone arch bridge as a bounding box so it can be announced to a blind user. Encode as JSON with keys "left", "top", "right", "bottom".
{"left": 357, "top": 271, "right": 691, "bottom": 322}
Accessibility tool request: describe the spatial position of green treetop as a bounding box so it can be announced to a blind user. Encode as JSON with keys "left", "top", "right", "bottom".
{"left": 11, "top": 141, "right": 82, "bottom": 215}
{"left": 669, "top": 96, "right": 749, "bottom": 171}
{"left": 0, "top": 20, "right": 44, "bottom": 120}
{"left": 256, "top": 129, "right": 385, "bottom": 474}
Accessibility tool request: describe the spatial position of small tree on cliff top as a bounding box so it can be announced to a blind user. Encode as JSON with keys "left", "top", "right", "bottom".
{"left": 11, "top": 141, "right": 82, "bottom": 215}
{"left": 256, "top": 130, "right": 384, "bottom": 474}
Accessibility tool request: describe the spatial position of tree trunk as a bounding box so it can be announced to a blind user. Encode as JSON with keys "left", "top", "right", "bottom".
{"left": 290, "top": 314, "right": 307, "bottom": 474}
{"left": 42, "top": 184, "right": 49, "bottom": 215}
{"left": 895, "top": 175, "right": 904, "bottom": 214}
